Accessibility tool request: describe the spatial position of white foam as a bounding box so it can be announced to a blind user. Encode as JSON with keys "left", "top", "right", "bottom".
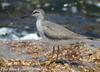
{"left": 20, "top": 33, "right": 42, "bottom": 40}
{"left": 0, "top": 27, "right": 13, "bottom": 35}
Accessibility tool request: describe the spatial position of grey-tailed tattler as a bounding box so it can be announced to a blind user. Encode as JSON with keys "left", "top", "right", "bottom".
{"left": 31, "top": 9, "right": 92, "bottom": 61}
{"left": 22, "top": 9, "right": 91, "bottom": 62}
{"left": 32, "top": 9, "right": 89, "bottom": 40}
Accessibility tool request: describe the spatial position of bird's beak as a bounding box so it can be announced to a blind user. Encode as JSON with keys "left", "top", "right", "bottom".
{"left": 21, "top": 11, "right": 38, "bottom": 18}
{"left": 21, "top": 15, "right": 32, "bottom": 18}
{"left": 32, "top": 11, "right": 39, "bottom": 16}
{"left": 31, "top": 12, "right": 36, "bottom": 16}
{"left": 21, "top": 15, "right": 29, "bottom": 18}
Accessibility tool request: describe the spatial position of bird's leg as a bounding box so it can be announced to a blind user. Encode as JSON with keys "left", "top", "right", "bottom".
{"left": 42, "top": 45, "right": 61, "bottom": 66}
{"left": 51, "top": 45, "right": 55, "bottom": 59}
{"left": 56, "top": 45, "right": 60, "bottom": 61}
{"left": 42, "top": 45, "right": 56, "bottom": 66}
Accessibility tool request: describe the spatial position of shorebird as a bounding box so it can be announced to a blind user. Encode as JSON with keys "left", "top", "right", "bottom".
{"left": 31, "top": 9, "right": 90, "bottom": 61}
{"left": 32, "top": 9, "right": 89, "bottom": 40}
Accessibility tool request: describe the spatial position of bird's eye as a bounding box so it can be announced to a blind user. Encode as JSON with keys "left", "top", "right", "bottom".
{"left": 32, "top": 11, "right": 39, "bottom": 14}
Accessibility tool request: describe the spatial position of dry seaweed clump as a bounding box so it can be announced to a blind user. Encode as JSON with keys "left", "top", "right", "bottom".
{"left": 0, "top": 58, "right": 7, "bottom": 68}
{"left": 45, "top": 43, "right": 100, "bottom": 72}
{"left": 0, "top": 41, "right": 100, "bottom": 72}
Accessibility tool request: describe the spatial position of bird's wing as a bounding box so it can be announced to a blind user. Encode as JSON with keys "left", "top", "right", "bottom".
{"left": 42, "top": 20, "right": 88, "bottom": 40}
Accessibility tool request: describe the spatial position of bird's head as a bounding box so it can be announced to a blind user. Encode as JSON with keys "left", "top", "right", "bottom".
{"left": 32, "top": 9, "right": 45, "bottom": 20}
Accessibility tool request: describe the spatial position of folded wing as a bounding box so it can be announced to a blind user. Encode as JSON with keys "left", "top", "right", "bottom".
{"left": 42, "top": 21, "right": 88, "bottom": 40}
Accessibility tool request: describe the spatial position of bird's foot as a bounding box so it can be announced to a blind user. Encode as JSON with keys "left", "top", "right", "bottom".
{"left": 40, "top": 58, "right": 55, "bottom": 66}
{"left": 41, "top": 45, "right": 61, "bottom": 66}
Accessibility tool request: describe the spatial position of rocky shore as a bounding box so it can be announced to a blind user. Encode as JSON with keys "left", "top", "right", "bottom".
{"left": 0, "top": 40, "right": 100, "bottom": 72}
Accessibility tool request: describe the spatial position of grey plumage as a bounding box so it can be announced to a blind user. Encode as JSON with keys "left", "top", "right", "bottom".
{"left": 32, "top": 9, "right": 89, "bottom": 41}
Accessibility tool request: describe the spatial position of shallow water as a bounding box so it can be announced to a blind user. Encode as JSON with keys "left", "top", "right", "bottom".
{"left": 0, "top": 13, "right": 100, "bottom": 40}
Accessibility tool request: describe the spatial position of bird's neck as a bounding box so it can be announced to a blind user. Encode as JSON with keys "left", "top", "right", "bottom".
{"left": 36, "top": 19, "right": 44, "bottom": 37}
{"left": 36, "top": 19, "right": 43, "bottom": 26}
{"left": 37, "top": 15, "right": 45, "bottom": 20}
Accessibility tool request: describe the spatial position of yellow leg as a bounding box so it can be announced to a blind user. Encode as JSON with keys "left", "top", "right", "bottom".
{"left": 52, "top": 45, "right": 55, "bottom": 58}
{"left": 41, "top": 46, "right": 56, "bottom": 66}
{"left": 56, "top": 45, "right": 60, "bottom": 60}
{"left": 41, "top": 45, "right": 61, "bottom": 66}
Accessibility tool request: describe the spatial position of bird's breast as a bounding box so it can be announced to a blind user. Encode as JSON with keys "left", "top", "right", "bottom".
{"left": 36, "top": 19, "right": 44, "bottom": 37}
